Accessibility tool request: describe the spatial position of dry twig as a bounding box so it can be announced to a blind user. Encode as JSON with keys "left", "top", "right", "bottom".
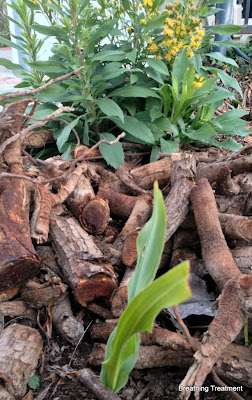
{"left": 0, "top": 66, "right": 84, "bottom": 102}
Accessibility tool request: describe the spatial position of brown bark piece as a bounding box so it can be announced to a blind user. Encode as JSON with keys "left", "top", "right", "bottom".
{"left": 0, "top": 99, "right": 40, "bottom": 289}
{"left": 50, "top": 213, "right": 117, "bottom": 306}
{"left": 22, "top": 129, "right": 52, "bottom": 149}
{"left": 109, "top": 194, "right": 152, "bottom": 266}
{"left": 215, "top": 166, "right": 241, "bottom": 195}
{"left": 165, "top": 153, "right": 196, "bottom": 243}
{"left": 131, "top": 157, "right": 172, "bottom": 190}
{"left": 30, "top": 183, "right": 52, "bottom": 244}
{"left": 0, "top": 386, "right": 15, "bottom": 400}
{"left": 0, "top": 324, "right": 43, "bottom": 398}
{"left": 232, "top": 247, "right": 252, "bottom": 274}
{"left": 111, "top": 268, "right": 135, "bottom": 317}
{"left": 197, "top": 147, "right": 252, "bottom": 184}
{"left": 77, "top": 368, "right": 120, "bottom": 400}
{"left": 122, "top": 232, "right": 138, "bottom": 267}
{"left": 89, "top": 341, "right": 252, "bottom": 388}
{"left": 0, "top": 288, "right": 19, "bottom": 302}
{"left": 179, "top": 275, "right": 252, "bottom": 398}
{"left": 21, "top": 277, "right": 67, "bottom": 308}
{"left": 50, "top": 292, "right": 85, "bottom": 344}
{"left": 218, "top": 213, "right": 252, "bottom": 241}
{"left": 67, "top": 172, "right": 95, "bottom": 218}
{"left": 215, "top": 194, "right": 249, "bottom": 215}
{"left": 97, "top": 188, "right": 138, "bottom": 219}
{"left": 80, "top": 197, "right": 110, "bottom": 234}
{"left": 99, "top": 157, "right": 172, "bottom": 193}
{"left": 0, "top": 300, "right": 37, "bottom": 320}
{"left": 190, "top": 178, "right": 240, "bottom": 290}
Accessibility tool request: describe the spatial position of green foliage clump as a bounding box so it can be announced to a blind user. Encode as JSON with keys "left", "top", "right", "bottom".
{"left": 0, "top": 0, "right": 10, "bottom": 41}
{"left": 0, "top": 0, "right": 249, "bottom": 165}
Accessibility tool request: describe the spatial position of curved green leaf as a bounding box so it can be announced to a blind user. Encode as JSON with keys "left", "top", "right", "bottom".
{"left": 101, "top": 260, "right": 191, "bottom": 391}
{"left": 109, "top": 86, "right": 160, "bottom": 99}
{"left": 110, "top": 115, "right": 155, "bottom": 145}
{"left": 96, "top": 98, "right": 124, "bottom": 123}
{"left": 128, "top": 181, "right": 167, "bottom": 301}
{"left": 99, "top": 133, "right": 124, "bottom": 169}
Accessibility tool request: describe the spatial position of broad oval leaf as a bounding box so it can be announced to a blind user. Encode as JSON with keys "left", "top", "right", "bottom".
{"left": 205, "top": 52, "right": 238, "bottom": 67}
{"left": 110, "top": 115, "right": 155, "bottom": 145}
{"left": 208, "top": 24, "right": 242, "bottom": 35}
{"left": 92, "top": 50, "right": 126, "bottom": 62}
{"left": 99, "top": 132, "right": 124, "bottom": 169}
{"left": 109, "top": 85, "right": 160, "bottom": 99}
{"left": 144, "top": 58, "right": 169, "bottom": 76}
{"left": 57, "top": 115, "right": 83, "bottom": 152}
{"left": 160, "top": 138, "right": 179, "bottom": 154}
{"left": 96, "top": 98, "right": 124, "bottom": 123}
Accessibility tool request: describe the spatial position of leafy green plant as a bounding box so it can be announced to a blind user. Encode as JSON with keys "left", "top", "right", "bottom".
{"left": 100, "top": 182, "right": 192, "bottom": 392}
{"left": 0, "top": 0, "right": 10, "bottom": 42}
{"left": 0, "top": 0, "right": 249, "bottom": 164}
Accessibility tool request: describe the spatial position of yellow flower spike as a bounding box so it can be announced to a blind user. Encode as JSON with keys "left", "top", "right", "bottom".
{"left": 143, "top": 0, "right": 152, "bottom": 6}
{"left": 148, "top": 43, "right": 159, "bottom": 52}
{"left": 165, "top": 53, "right": 172, "bottom": 61}
{"left": 163, "top": 26, "right": 173, "bottom": 37}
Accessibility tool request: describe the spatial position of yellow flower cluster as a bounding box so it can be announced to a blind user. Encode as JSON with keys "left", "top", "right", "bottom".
{"left": 193, "top": 75, "right": 206, "bottom": 90}
{"left": 147, "top": 0, "right": 205, "bottom": 65}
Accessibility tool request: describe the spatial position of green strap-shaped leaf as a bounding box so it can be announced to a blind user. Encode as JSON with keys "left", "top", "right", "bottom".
{"left": 100, "top": 183, "right": 192, "bottom": 392}
{"left": 101, "top": 260, "right": 191, "bottom": 391}
{"left": 128, "top": 181, "right": 167, "bottom": 302}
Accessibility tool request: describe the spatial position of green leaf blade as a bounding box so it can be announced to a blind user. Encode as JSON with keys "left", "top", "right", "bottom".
{"left": 101, "top": 261, "right": 191, "bottom": 391}
{"left": 99, "top": 133, "right": 124, "bottom": 169}
{"left": 96, "top": 98, "right": 124, "bottom": 123}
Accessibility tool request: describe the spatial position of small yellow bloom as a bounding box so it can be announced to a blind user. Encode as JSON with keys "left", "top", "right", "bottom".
{"left": 148, "top": 43, "right": 159, "bottom": 52}
{"left": 166, "top": 18, "right": 175, "bottom": 27}
{"left": 170, "top": 48, "right": 178, "bottom": 56}
{"left": 140, "top": 19, "right": 147, "bottom": 24}
{"left": 156, "top": 54, "right": 162, "bottom": 59}
{"left": 165, "top": 53, "right": 172, "bottom": 61}
{"left": 187, "top": 49, "right": 194, "bottom": 57}
{"left": 143, "top": 0, "right": 152, "bottom": 6}
{"left": 163, "top": 25, "right": 173, "bottom": 37}
{"left": 139, "top": 4, "right": 143, "bottom": 9}
{"left": 127, "top": 26, "right": 132, "bottom": 33}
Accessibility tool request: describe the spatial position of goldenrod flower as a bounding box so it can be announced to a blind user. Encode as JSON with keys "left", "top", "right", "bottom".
{"left": 148, "top": 43, "right": 159, "bottom": 52}
{"left": 140, "top": 18, "right": 147, "bottom": 24}
{"left": 143, "top": 0, "right": 152, "bottom": 6}
{"left": 163, "top": 25, "right": 173, "bottom": 37}
{"left": 166, "top": 18, "right": 175, "bottom": 27}
{"left": 165, "top": 53, "right": 172, "bottom": 61}
{"left": 187, "top": 49, "right": 194, "bottom": 57}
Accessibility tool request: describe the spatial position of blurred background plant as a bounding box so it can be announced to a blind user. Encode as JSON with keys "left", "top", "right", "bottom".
{"left": 0, "top": 0, "right": 10, "bottom": 42}
{"left": 0, "top": 0, "right": 249, "bottom": 165}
